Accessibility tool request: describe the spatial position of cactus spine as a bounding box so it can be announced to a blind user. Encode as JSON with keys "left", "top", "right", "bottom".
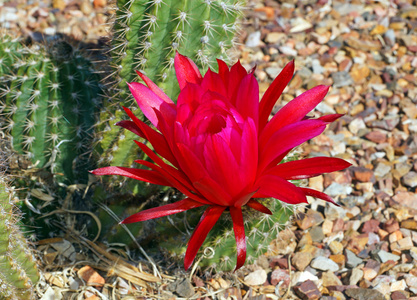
{"left": 0, "top": 177, "right": 39, "bottom": 299}
{"left": 0, "top": 38, "right": 102, "bottom": 184}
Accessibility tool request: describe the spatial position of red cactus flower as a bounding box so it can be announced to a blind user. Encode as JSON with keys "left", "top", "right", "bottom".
{"left": 92, "top": 52, "right": 351, "bottom": 271}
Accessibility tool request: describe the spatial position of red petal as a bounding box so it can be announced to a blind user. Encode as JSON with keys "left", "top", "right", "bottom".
{"left": 175, "top": 52, "right": 202, "bottom": 89}
{"left": 121, "top": 198, "right": 205, "bottom": 224}
{"left": 116, "top": 120, "right": 145, "bottom": 138}
{"left": 228, "top": 60, "right": 248, "bottom": 105}
{"left": 201, "top": 68, "right": 227, "bottom": 98}
{"left": 259, "top": 60, "right": 295, "bottom": 131}
{"left": 184, "top": 206, "right": 226, "bottom": 270}
{"left": 136, "top": 70, "right": 172, "bottom": 104}
{"left": 266, "top": 157, "right": 352, "bottom": 180}
{"left": 261, "top": 85, "right": 329, "bottom": 145}
{"left": 256, "top": 175, "right": 308, "bottom": 204}
{"left": 133, "top": 141, "right": 210, "bottom": 204}
{"left": 318, "top": 114, "right": 344, "bottom": 122}
{"left": 90, "top": 166, "right": 171, "bottom": 186}
{"left": 203, "top": 134, "right": 242, "bottom": 198}
{"left": 123, "top": 106, "right": 178, "bottom": 166}
{"left": 127, "top": 82, "right": 176, "bottom": 129}
{"left": 300, "top": 187, "right": 340, "bottom": 207}
{"left": 176, "top": 143, "right": 232, "bottom": 206}
{"left": 246, "top": 199, "right": 272, "bottom": 215}
{"left": 230, "top": 207, "right": 246, "bottom": 271}
{"left": 217, "top": 59, "right": 230, "bottom": 86}
{"left": 239, "top": 118, "right": 258, "bottom": 184}
{"left": 235, "top": 74, "right": 259, "bottom": 127}
{"left": 259, "top": 120, "right": 327, "bottom": 172}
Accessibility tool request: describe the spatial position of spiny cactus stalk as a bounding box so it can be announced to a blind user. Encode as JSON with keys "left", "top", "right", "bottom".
{"left": 0, "top": 35, "right": 24, "bottom": 77}
{"left": 156, "top": 200, "right": 296, "bottom": 272}
{"left": 0, "top": 38, "right": 102, "bottom": 185}
{"left": 94, "top": 0, "right": 244, "bottom": 193}
{"left": 0, "top": 177, "right": 39, "bottom": 299}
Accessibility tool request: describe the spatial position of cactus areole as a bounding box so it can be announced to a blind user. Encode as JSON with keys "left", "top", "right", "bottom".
{"left": 92, "top": 52, "right": 352, "bottom": 271}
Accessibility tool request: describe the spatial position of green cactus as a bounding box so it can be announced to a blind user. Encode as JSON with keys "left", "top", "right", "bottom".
{"left": 151, "top": 199, "right": 295, "bottom": 272}
{"left": 94, "top": 0, "right": 244, "bottom": 195}
{"left": 0, "top": 177, "right": 39, "bottom": 299}
{"left": 0, "top": 38, "right": 102, "bottom": 185}
{"left": 0, "top": 35, "right": 24, "bottom": 78}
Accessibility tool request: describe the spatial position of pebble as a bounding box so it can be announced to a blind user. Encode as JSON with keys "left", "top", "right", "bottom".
{"left": 244, "top": 269, "right": 267, "bottom": 286}
{"left": 310, "top": 226, "right": 324, "bottom": 243}
{"left": 292, "top": 271, "right": 319, "bottom": 285}
{"left": 331, "top": 71, "right": 354, "bottom": 88}
{"left": 391, "top": 279, "right": 407, "bottom": 292}
{"left": 322, "top": 271, "right": 342, "bottom": 286}
{"left": 402, "top": 171, "right": 417, "bottom": 188}
{"left": 350, "top": 268, "right": 364, "bottom": 285}
{"left": 245, "top": 31, "right": 262, "bottom": 47}
{"left": 374, "top": 162, "right": 392, "bottom": 179}
{"left": 265, "top": 32, "right": 285, "bottom": 44}
{"left": 293, "top": 280, "right": 321, "bottom": 300}
{"left": 329, "top": 241, "right": 343, "bottom": 255}
{"left": 278, "top": 46, "right": 297, "bottom": 56}
{"left": 292, "top": 252, "right": 313, "bottom": 271}
{"left": 377, "top": 250, "right": 400, "bottom": 263}
{"left": 345, "top": 288, "right": 384, "bottom": 300}
{"left": 77, "top": 266, "right": 105, "bottom": 288}
{"left": 270, "top": 269, "right": 290, "bottom": 287}
{"left": 345, "top": 249, "right": 363, "bottom": 268}
{"left": 324, "top": 182, "right": 353, "bottom": 197}
{"left": 310, "top": 257, "right": 339, "bottom": 272}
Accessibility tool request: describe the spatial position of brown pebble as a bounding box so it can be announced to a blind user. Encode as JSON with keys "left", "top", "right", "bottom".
{"left": 294, "top": 280, "right": 321, "bottom": 300}
{"left": 77, "top": 266, "right": 105, "bottom": 288}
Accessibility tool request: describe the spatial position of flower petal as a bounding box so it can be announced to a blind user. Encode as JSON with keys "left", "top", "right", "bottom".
{"left": 239, "top": 119, "right": 258, "bottom": 187}
{"left": 256, "top": 175, "right": 308, "bottom": 204}
{"left": 258, "top": 60, "right": 295, "bottom": 131}
{"left": 203, "top": 134, "right": 242, "bottom": 198}
{"left": 318, "top": 114, "right": 344, "bottom": 123}
{"left": 201, "top": 68, "right": 227, "bottom": 98}
{"left": 184, "top": 206, "right": 226, "bottom": 270}
{"left": 259, "top": 120, "right": 327, "bottom": 172}
{"left": 217, "top": 59, "right": 229, "bottom": 85}
{"left": 128, "top": 82, "right": 176, "bottom": 129}
{"left": 123, "top": 106, "right": 177, "bottom": 166}
{"left": 300, "top": 187, "right": 340, "bottom": 206}
{"left": 175, "top": 52, "right": 202, "bottom": 89}
{"left": 176, "top": 143, "right": 233, "bottom": 206}
{"left": 90, "top": 166, "right": 171, "bottom": 186}
{"left": 266, "top": 157, "right": 352, "bottom": 180}
{"left": 235, "top": 73, "right": 259, "bottom": 127}
{"left": 246, "top": 199, "right": 272, "bottom": 215}
{"left": 230, "top": 206, "right": 246, "bottom": 271}
{"left": 121, "top": 198, "right": 205, "bottom": 224}
{"left": 228, "top": 60, "right": 248, "bottom": 105}
{"left": 136, "top": 70, "right": 173, "bottom": 104}
{"left": 116, "top": 120, "right": 145, "bottom": 138}
{"left": 261, "top": 85, "right": 329, "bottom": 144}
{"left": 133, "top": 141, "right": 210, "bottom": 204}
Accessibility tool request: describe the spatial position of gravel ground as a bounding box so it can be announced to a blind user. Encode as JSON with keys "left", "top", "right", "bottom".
{"left": 1, "top": 0, "right": 417, "bottom": 299}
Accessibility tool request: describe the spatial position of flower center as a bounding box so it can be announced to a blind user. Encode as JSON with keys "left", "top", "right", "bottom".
{"left": 206, "top": 114, "right": 226, "bottom": 134}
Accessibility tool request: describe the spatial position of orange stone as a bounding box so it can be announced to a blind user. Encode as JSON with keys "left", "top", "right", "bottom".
{"left": 329, "top": 254, "right": 346, "bottom": 268}
{"left": 78, "top": 266, "right": 105, "bottom": 288}
{"left": 389, "top": 231, "right": 403, "bottom": 243}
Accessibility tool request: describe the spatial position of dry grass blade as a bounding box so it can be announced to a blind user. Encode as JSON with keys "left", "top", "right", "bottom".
{"left": 98, "top": 202, "right": 162, "bottom": 278}
{"left": 39, "top": 208, "right": 102, "bottom": 242}
{"left": 81, "top": 237, "right": 160, "bottom": 283}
